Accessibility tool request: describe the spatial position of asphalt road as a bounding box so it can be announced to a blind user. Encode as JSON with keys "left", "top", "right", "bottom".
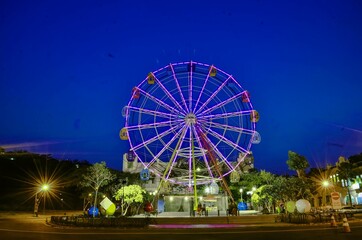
{"left": 1, "top": 212, "right": 362, "bottom": 240}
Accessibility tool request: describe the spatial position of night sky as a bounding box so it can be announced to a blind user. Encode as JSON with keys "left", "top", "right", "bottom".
{"left": 1, "top": 0, "right": 361, "bottom": 174}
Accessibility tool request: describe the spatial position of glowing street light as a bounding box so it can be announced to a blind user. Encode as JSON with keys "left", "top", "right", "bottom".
{"left": 321, "top": 180, "right": 332, "bottom": 207}
{"left": 34, "top": 184, "right": 50, "bottom": 217}
{"left": 322, "top": 180, "right": 330, "bottom": 187}
{"left": 42, "top": 184, "right": 49, "bottom": 191}
{"left": 239, "top": 188, "right": 243, "bottom": 202}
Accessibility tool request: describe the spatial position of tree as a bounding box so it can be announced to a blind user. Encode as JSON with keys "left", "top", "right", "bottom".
{"left": 283, "top": 176, "right": 313, "bottom": 201}
{"left": 337, "top": 160, "right": 359, "bottom": 207}
{"left": 251, "top": 185, "right": 274, "bottom": 213}
{"left": 348, "top": 153, "right": 362, "bottom": 166}
{"left": 114, "top": 184, "right": 146, "bottom": 216}
{"left": 238, "top": 170, "right": 281, "bottom": 213}
{"left": 286, "top": 151, "right": 309, "bottom": 178}
{"left": 80, "top": 161, "right": 115, "bottom": 216}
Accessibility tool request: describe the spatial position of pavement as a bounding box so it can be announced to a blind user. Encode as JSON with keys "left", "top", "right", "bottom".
{"left": 1, "top": 210, "right": 361, "bottom": 229}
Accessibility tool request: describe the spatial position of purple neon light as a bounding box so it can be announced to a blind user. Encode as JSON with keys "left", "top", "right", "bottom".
{"left": 135, "top": 87, "right": 181, "bottom": 116}
{"left": 188, "top": 61, "right": 193, "bottom": 112}
{"left": 188, "top": 125, "right": 192, "bottom": 186}
{"left": 198, "top": 120, "right": 255, "bottom": 136}
{"left": 170, "top": 64, "right": 189, "bottom": 112}
{"left": 199, "top": 109, "right": 253, "bottom": 120}
{"left": 192, "top": 65, "right": 213, "bottom": 113}
{"left": 149, "top": 224, "right": 243, "bottom": 229}
{"left": 194, "top": 75, "right": 232, "bottom": 115}
{"left": 146, "top": 125, "right": 188, "bottom": 168}
{"left": 124, "top": 61, "right": 257, "bottom": 185}
{"left": 195, "top": 125, "right": 233, "bottom": 172}
{"left": 165, "top": 127, "right": 188, "bottom": 180}
{"left": 197, "top": 90, "right": 247, "bottom": 116}
{"left": 195, "top": 125, "right": 234, "bottom": 171}
{"left": 130, "top": 122, "right": 183, "bottom": 152}
{"left": 153, "top": 73, "right": 187, "bottom": 115}
{"left": 126, "top": 119, "right": 183, "bottom": 130}
{"left": 127, "top": 106, "right": 176, "bottom": 119}
{"left": 192, "top": 125, "right": 215, "bottom": 179}
{"left": 204, "top": 126, "right": 250, "bottom": 155}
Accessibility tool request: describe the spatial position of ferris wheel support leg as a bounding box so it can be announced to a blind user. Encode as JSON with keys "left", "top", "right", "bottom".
{"left": 155, "top": 128, "right": 186, "bottom": 197}
{"left": 191, "top": 131, "right": 198, "bottom": 213}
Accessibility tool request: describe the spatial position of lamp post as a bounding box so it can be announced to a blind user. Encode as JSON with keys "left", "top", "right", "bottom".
{"left": 121, "top": 178, "right": 128, "bottom": 216}
{"left": 322, "top": 180, "right": 330, "bottom": 207}
{"left": 34, "top": 184, "right": 49, "bottom": 217}
{"left": 239, "top": 188, "right": 243, "bottom": 202}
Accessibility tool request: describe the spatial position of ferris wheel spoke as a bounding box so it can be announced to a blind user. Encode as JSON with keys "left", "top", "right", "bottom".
{"left": 199, "top": 109, "right": 253, "bottom": 120}
{"left": 193, "top": 66, "right": 212, "bottom": 113}
{"left": 197, "top": 90, "right": 247, "bottom": 116}
{"left": 192, "top": 126, "right": 215, "bottom": 179}
{"left": 196, "top": 126, "right": 234, "bottom": 171}
{"left": 126, "top": 119, "right": 183, "bottom": 131}
{"left": 194, "top": 75, "right": 232, "bottom": 115}
{"left": 128, "top": 106, "right": 178, "bottom": 119}
{"left": 130, "top": 122, "right": 183, "bottom": 152}
{"left": 206, "top": 127, "right": 250, "bottom": 155}
{"left": 165, "top": 128, "right": 188, "bottom": 180}
{"left": 188, "top": 62, "right": 193, "bottom": 112}
{"left": 199, "top": 121, "right": 255, "bottom": 135}
{"left": 135, "top": 87, "right": 182, "bottom": 116}
{"left": 152, "top": 73, "right": 187, "bottom": 115}
{"left": 188, "top": 126, "right": 192, "bottom": 186}
{"left": 169, "top": 64, "right": 190, "bottom": 112}
{"left": 146, "top": 125, "right": 188, "bottom": 168}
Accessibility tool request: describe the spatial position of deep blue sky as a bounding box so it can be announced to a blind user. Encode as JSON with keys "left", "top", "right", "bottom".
{"left": 1, "top": 0, "right": 361, "bottom": 174}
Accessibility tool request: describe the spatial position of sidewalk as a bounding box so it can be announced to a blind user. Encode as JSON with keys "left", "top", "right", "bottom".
{"left": 132, "top": 211, "right": 278, "bottom": 225}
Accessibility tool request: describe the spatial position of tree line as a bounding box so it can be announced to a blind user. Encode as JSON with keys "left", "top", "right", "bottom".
{"left": 0, "top": 149, "right": 361, "bottom": 215}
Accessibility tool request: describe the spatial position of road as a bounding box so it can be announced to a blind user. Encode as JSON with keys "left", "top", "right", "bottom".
{"left": 1, "top": 212, "right": 362, "bottom": 240}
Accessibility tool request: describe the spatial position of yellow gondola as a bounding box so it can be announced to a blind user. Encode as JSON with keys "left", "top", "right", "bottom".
{"left": 209, "top": 66, "right": 217, "bottom": 77}
{"left": 147, "top": 72, "right": 155, "bottom": 84}
{"left": 119, "top": 128, "right": 128, "bottom": 140}
{"left": 250, "top": 110, "right": 260, "bottom": 123}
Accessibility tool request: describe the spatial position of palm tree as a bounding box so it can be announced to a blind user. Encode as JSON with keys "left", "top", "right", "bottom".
{"left": 286, "top": 151, "right": 310, "bottom": 178}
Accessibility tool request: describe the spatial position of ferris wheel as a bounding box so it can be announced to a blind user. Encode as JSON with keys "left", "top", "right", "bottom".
{"left": 121, "top": 61, "right": 260, "bottom": 187}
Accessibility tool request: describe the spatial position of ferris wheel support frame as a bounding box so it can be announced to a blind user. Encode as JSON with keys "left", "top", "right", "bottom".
{"left": 197, "top": 127, "right": 236, "bottom": 205}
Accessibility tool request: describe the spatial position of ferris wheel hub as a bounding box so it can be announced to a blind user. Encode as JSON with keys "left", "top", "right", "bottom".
{"left": 185, "top": 113, "right": 196, "bottom": 125}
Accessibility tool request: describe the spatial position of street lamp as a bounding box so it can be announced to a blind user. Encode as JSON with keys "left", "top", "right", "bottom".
{"left": 321, "top": 180, "right": 331, "bottom": 207}
{"left": 239, "top": 188, "right": 243, "bottom": 202}
{"left": 34, "top": 184, "right": 49, "bottom": 217}
{"left": 121, "top": 178, "right": 128, "bottom": 216}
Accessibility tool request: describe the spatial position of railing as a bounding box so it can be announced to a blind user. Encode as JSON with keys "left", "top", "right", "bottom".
{"left": 275, "top": 212, "right": 354, "bottom": 224}
{"left": 50, "top": 215, "right": 155, "bottom": 228}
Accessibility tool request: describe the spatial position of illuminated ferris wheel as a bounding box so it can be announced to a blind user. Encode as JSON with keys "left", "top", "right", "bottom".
{"left": 121, "top": 61, "right": 260, "bottom": 186}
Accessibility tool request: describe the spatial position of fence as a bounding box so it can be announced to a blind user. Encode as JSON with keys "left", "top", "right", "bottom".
{"left": 50, "top": 215, "right": 155, "bottom": 228}
{"left": 275, "top": 212, "right": 354, "bottom": 224}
